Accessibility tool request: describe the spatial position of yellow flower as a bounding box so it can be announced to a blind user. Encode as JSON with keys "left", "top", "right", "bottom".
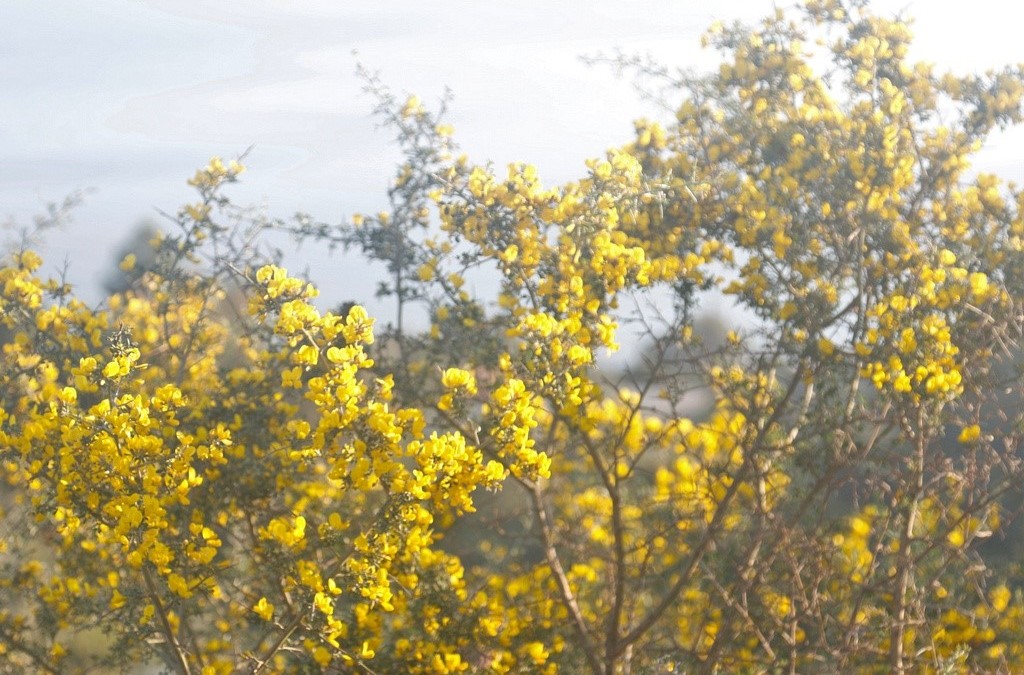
{"left": 524, "top": 641, "right": 549, "bottom": 665}
{"left": 958, "top": 424, "right": 981, "bottom": 444}
{"left": 253, "top": 597, "right": 274, "bottom": 621}
{"left": 441, "top": 367, "right": 476, "bottom": 393}
{"left": 990, "top": 585, "right": 1011, "bottom": 612}
{"left": 102, "top": 360, "right": 120, "bottom": 379}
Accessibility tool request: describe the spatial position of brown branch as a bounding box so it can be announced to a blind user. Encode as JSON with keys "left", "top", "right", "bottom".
{"left": 142, "top": 565, "right": 193, "bottom": 675}
{"left": 890, "top": 406, "right": 927, "bottom": 674}
{"left": 615, "top": 357, "right": 810, "bottom": 658}
{"left": 604, "top": 474, "right": 628, "bottom": 675}
{"left": 528, "top": 478, "right": 604, "bottom": 675}
{"left": 249, "top": 613, "right": 304, "bottom": 675}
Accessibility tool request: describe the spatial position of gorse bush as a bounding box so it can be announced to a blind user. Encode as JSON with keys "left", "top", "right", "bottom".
{"left": 3, "top": 0, "right": 1024, "bottom": 672}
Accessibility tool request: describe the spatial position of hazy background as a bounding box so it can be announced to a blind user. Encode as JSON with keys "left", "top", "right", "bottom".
{"left": 2, "top": 0, "right": 1022, "bottom": 318}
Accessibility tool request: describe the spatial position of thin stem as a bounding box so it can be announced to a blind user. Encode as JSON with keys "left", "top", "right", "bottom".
{"left": 141, "top": 566, "right": 193, "bottom": 675}
{"left": 890, "top": 406, "right": 927, "bottom": 674}
{"left": 528, "top": 479, "right": 604, "bottom": 675}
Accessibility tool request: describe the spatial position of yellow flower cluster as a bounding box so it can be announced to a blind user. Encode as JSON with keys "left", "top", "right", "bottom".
{"left": 3, "top": 1, "right": 1024, "bottom": 672}
{"left": 0, "top": 244, "right": 532, "bottom": 671}
{"left": 857, "top": 248, "right": 1002, "bottom": 400}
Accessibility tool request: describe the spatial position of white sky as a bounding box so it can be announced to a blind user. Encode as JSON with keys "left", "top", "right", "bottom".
{"left": 2, "top": 0, "right": 1022, "bottom": 315}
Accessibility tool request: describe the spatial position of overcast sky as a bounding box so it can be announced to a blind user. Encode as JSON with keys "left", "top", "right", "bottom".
{"left": 2, "top": 0, "right": 1022, "bottom": 315}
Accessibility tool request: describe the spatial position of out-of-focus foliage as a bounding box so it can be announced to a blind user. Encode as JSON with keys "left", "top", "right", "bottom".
{"left": 2, "top": 1, "right": 1024, "bottom": 673}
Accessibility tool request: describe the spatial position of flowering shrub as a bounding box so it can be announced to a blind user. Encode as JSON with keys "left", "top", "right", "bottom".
{"left": 2, "top": 1, "right": 1024, "bottom": 672}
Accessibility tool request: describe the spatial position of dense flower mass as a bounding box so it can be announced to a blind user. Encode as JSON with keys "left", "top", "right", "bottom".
{"left": 2, "top": 1, "right": 1024, "bottom": 672}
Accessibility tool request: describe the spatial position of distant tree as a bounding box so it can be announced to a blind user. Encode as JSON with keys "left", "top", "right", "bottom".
{"left": 103, "top": 220, "right": 161, "bottom": 295}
